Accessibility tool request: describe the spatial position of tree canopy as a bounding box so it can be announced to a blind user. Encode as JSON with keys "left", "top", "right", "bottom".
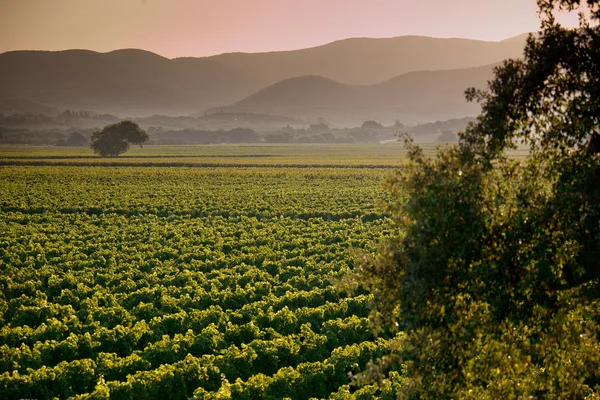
{"left": 90, "top": 121, "right": 149, "bottom": 157}
{"left": 352, "top": 1, "right": 600, "bottom": 397}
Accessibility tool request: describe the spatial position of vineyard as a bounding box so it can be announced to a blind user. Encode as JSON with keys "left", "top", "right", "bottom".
{"left": 0, "top": 145, "right": 406, "bottom": 399}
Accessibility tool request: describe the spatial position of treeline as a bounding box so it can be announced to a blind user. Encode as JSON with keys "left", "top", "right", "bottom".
{"left": 0, "top": 126, "right": 392, "bottom": 146}
{"left": 413, "top": 117, "right": 476, "bottom": 141}
{"left": 149, "top": 125, "right": 394, "bottom": 145}
{"left": 0, "top": 115, "right": 474, "bottom": 145}
{"left": 0, "top": 128, "right": 92, "bottom": 146}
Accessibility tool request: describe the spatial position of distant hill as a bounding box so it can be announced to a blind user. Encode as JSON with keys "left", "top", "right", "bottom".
{"left": 208, "top": 35, "right": 526, "bottom": 85}
{"left": 0, "top": 49, "right": 263, "bottom": 116}
{"left": 220, "top": 64, "right": 496, "bottom": 124}
{"left": 0, "top": 35, "right": 528, "bottom": 118}
{"left": 232, "top": 76, "right": 360, "bottom": 109}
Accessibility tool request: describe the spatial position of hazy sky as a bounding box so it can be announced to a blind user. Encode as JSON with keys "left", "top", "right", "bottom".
{"left": 0, "top": 0, "right": 582, "bottom": 58}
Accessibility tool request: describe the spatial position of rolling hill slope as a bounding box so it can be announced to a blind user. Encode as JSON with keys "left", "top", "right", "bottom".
{"left": 0, "top": 49, "right": 263, "bottom": 116}
{"left": 221, "top": 64, "right": 497, "bottom": 124}
{"left": 231, "top": 76, "right": 361, "bottom": 109}
{"left": 0, "top": 35, "right": 527, "bottom": 118}
{"left": 208, "top": 35, "right": 526, "bottom": 85}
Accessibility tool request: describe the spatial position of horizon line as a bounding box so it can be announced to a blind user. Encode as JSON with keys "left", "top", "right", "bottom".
{"left": 0, "top": 32, "right": 532, "bottom": 60}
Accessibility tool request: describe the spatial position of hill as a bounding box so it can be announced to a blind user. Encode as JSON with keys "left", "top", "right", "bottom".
{"left": 208, "top": 35, "right": 526, "bottom": 85}
{"left": 0, "top": 49, "right": 263, "bottom": 117}
{"left": 221, "top": 64, "right": 496, "bottom": 124}
{"left": 231, "top": 76, "right": 360, "bottom": 109}
{"left": 0, "top": 35, "right": 527, "bottom": 118}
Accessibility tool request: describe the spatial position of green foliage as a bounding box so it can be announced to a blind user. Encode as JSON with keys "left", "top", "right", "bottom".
{"left": 90, "top": 121, "right": 149, "bottom": 157}
{"left": 0, "top": 162, "right": 400, "bottom": 398}
{"left": 352, "top": 1, "right": 600, "bottom": 398}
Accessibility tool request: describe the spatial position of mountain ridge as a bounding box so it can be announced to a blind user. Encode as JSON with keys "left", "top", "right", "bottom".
{"left": 0, "top": 34, "right": 529, "bottom": 119}
{"left": 206, "top": 35, "right": 527, "bottom": 85}
{"left": 2, "top": 33, "right": 532, "bottom": 59}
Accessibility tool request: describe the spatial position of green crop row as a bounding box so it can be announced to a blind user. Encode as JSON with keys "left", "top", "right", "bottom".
{"left": 0, "top": 160, "right": 401, "bottom": 398}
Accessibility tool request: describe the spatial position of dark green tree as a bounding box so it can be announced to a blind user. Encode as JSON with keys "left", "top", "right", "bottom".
{"left": 90, "top": 121, "right": 149, "bottom": 157}
{"left": 352, "top": 1, "right": 600, "bottom": 397}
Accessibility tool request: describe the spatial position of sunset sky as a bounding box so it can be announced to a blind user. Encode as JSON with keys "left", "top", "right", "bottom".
{"left": 0, "top": 0, "right": 582, "bottom": 58}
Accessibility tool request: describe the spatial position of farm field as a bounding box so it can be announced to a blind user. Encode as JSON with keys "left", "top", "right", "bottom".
{"left": 0, "top": 144, "right": 408, "bottom": 399}
{"left": 0, "top": 143, "right": 530, "bottom": 168}
{"left": 0, "top": 143, "right": 422, "bottom": 168}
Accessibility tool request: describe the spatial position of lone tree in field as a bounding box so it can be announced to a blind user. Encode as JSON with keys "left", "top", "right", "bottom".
{"left": 352, "top": 0, "right": 600, "bottom": 397}
{"left": 90, "top": 121, "right": 149, "bottom": 157}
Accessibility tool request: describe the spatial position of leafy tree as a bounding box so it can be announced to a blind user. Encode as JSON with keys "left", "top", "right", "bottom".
{"left": 90, "top": 121, "right": 149, "bottom": 157}
{"left": 352, "top": 1, "right": 600, "bottom": 397}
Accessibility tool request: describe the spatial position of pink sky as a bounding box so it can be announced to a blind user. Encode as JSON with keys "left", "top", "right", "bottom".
{"left": 0, "top": 0, "right": 582, "bottom": 58}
